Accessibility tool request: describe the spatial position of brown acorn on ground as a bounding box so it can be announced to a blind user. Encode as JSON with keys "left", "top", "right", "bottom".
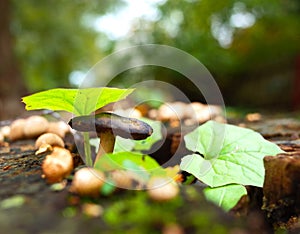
{"left": 42, "top": 146, "right": 73, "bottom": 184}
{"left": 70, "top": 167, "right": 105, "bottom": 197}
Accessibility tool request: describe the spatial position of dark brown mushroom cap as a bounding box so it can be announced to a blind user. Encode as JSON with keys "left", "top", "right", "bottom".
{"left": 68, "top": 112, "right": 153, "bottom": 140}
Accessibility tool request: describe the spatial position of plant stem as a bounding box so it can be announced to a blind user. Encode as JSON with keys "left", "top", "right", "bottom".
{"left": 83, "top": 132, "right": 93, "bottom": 167}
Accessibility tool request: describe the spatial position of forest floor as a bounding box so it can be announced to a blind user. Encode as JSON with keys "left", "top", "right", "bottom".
{"left": 1, "top": 111, "right": 300, "bottom": 234}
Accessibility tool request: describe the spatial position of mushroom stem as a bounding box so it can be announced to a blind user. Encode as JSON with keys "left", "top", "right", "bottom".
{"left": 95, "top": 131, "right": 116, "bottom": 162}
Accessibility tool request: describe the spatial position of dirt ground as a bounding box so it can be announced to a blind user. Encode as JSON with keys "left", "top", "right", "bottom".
{"left": 1, "top": 115, "right": 300, "bottom": 233}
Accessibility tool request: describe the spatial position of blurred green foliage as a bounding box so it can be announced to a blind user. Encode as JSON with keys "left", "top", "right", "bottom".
{"left": 9, "top": 0, "right": 300, "bottom": 108}
{"left": 115, "top": 0, "right": 300, "bottom": 108}
{"left": 102, "top": 187, "right": 245, "bottom": 233}
{"left": 147, "top": 0, "right": 300, "bottom": 74}
{"left": 11, "top": 0, "right": 123, "bottom": 91}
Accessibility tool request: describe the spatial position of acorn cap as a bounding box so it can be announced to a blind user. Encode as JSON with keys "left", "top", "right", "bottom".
{"left": 68, "top": 112, "right": 153, "bottom": 140}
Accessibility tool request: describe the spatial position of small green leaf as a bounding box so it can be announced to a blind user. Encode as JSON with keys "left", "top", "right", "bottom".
{"left": 0, "top": 195, "right": 26, "bottom": 209}
{"left": 101, "top": 180, "right": 116, "bottom": 196}
{"left": 203, "top": 184, "right": 247, "bottom": 211}
{"left": 123, "top": 159, "right": 150, "bottom": 181}
{"left": 62, "top": 206, "right": 77, "bottom": 218}
{"left": 180, "top": 120, "right": 284, "bottom": 187}
{"left": 94, "top": 152, "right": 163, "bottom": 175}
{"left": 22, "top": 87, "right": 134, "bottom": 116}
{"left": 49, "top": 181, "right": 67, "bottom": 191}
{"left": 113, "top": 137, "right": 136, "bottom": 153}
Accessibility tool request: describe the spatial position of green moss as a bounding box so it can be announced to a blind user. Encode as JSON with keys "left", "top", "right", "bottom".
{"left": 101, "top": 186, "right": 246, "bottom": 233}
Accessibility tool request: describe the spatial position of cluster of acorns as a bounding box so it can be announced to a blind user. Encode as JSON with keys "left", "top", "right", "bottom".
{"left": 149, "top": 102, "right": 224, "bottom": 126}
{"left": 0, "top": 115, "right": 69, "bottom": 142}
{"left": 69, "top": 167, "right": 179, "bottom": 202}
{"left": 1, "top": 115, "right": 179, "bottom": 202}
{"left": 0, "top": 115, "right": 74, "bottom": 184}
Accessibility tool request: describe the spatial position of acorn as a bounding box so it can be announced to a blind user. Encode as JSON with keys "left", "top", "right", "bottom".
{"left": 162, "top": 223, "right": 184, "bottom": 234}
{"left": 110, "top": 170, "right": 134, "bottom": 189}
{"left": 1, "top": 126, "right": 11, "bottom": 139}
{"left": 147, "top": 177, "right": 179, "bottom": 202}
{"left": 47, "top": 121, "right": 70, "bottom": 138}
{"left": 42, "top": 146, "right": 73, "bottom": 184}
{"left": 81, "top": 203, "right": 103, "bottom": 217}
{"left": 23, "top": 115, "right": 49, "bottom": 138}
{"left": 35, "top": 133, "right": 64, "bottom": 149}
{"left": 70, "top": 167, "right": 105, "bottom": 197}
{"left": 157, "top": 102, "right": 186, "bottom": 122}
{"left": 0, "top": 133, "right": 4, "bottom": 142}
{"left": 9, "top": 118, "right": 26, "bottom": 141}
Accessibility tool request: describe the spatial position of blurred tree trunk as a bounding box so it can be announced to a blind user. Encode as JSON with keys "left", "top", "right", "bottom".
{"left": 0, "top": 0, "right": 27, "bottom": 120}
{"left": 293, "top": 55, "right": 300, "bottom": 110}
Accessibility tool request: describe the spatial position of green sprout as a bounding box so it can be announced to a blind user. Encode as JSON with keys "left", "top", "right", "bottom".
{"left": 22, "top": 87, "right": 134, "bottom": 166}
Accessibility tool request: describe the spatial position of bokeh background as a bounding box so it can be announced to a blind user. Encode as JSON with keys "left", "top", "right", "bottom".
{"left": 0, "top": 0, "right": 299, "bottom": 120}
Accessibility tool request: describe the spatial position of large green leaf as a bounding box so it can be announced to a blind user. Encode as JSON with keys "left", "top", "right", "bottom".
{"left": 22, "top": 87, "right": 134, "bottom": 116}
{"left": 180, "top": 120, "right": 284, "bottom": 187}
{"left": 94, "top": 152, "right": 163, "bottom": 175}
{"left": 203, "top": 184, "right": 247, "bottom": 211}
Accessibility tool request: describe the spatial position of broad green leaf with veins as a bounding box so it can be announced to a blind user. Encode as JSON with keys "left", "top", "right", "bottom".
{"left": 180, "top": 120, "right": 284, "bottom": 187}
{"left": 94, "top": 152, "right": 164, "bottom": 176}
{"left": 22, "top": 87, "right": 134, "bottom": 116}
{"left": 203, "top": 184, "right": 247, "bottom": 211}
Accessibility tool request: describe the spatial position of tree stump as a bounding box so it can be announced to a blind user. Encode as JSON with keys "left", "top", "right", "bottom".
{"left": 263, "top": 153, "right": 300, "bottom": 226}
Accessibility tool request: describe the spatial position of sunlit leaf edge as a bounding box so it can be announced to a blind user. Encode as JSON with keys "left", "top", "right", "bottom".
{"left": 203, "top": 184, "right": 247, "bottom": 211}
{"left": 22, "top": 87, "right": 135, "bottom": 116}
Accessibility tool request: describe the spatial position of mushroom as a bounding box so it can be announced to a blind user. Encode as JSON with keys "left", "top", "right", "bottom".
{"left": 68, "top": 112, "right": 153, "bottom": 162}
